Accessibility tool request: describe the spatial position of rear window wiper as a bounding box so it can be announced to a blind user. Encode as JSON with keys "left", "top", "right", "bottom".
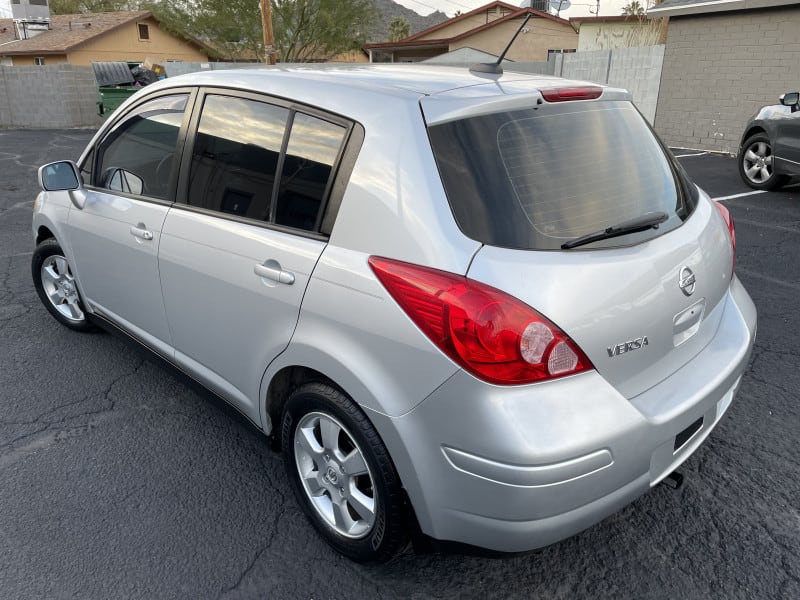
{"left": 561, "top": 212, "right": 669, "bottom": 250}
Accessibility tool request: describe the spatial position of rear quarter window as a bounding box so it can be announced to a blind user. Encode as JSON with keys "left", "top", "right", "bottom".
{"left": 427, "top": 101, "right": 697, "bottom": 250}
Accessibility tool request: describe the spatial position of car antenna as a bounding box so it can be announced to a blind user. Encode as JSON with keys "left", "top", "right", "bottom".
{"left": 469, "top": 12, "right": 533, "bottom": 76}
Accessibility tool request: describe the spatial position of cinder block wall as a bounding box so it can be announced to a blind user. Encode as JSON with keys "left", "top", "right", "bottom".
{"left": 556, "top": 46, "right": 664, "bottom": 124}
{"left": 0, "top": 65, "right": 104, "bottom": 129}
{"left": 562, "top": 50, "right": 612, "bottom": 86}
{"left": 607, "top": 45, "right": 664, "bottom": 124}
{"left": 655, "top": 6, "right": 800, "bottom": 153}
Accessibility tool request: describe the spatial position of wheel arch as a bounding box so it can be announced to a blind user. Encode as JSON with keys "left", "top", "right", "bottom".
{"left": 740, "top": 126, "right": 767, "bottom": 149}
{"left": 264, "top": 364, "right": 343, "bottom": 446}
{"left": 36, "top": 225, "right": 56, "bottom": 245}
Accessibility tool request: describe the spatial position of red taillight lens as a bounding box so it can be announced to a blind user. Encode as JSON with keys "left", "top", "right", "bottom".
{"left": 540, "top": 86, "right": 603, "bottom": 102}
{"left": 715, "top": 201, "right": 736, "bottom": 276}
{"left": 368, "top": 257, "right": 594, "bottom": 385}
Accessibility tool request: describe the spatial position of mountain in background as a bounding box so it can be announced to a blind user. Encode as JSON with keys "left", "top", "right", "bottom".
{"left": 368, "top": 0, "right": 450, "bottom": 42}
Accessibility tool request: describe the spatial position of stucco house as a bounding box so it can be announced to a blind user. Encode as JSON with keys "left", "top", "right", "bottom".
{"left": 570, "top": 16, "right": 666, "bottom": 52}
{"left": 364, "top": 1, "right": 577, "bottom": 63}
{"left": 0, "top": 10, "right": 209, "bottom": 66}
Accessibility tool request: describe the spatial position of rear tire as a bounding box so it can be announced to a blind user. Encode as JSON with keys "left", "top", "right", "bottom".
{"left": 281, "top": 382, "right": 408, "bottom": 563}
{"left": 739, "top": 133, "right": 788, "bottom": 190}
{"left": 31, "top": 239, "right": 95, "bottom": 332}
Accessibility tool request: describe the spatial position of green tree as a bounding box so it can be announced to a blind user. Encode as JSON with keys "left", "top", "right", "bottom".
{"left": 150, "top": 0, "right": 376, "bottom": 63}
{"left": 621, "top": 0, "right": 645, "bottom": 16}
{"left": 387, "top": 16, "right": 410, "bottom": 42}
{"left": 271, "top": 0, "right": 377, "bottom": 62}
{"left": 50, "top": 0, "right": 136, "bottom": 14}
{"left": 148, "top": 0, "right": 263, "bottom": 61}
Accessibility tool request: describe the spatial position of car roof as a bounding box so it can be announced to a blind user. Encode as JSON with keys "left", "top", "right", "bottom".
{"left": 162, "top": 64, "right": 582, "bottom": 96}
{"left": 137, "top": 64, "right": 630, "bottom": 126}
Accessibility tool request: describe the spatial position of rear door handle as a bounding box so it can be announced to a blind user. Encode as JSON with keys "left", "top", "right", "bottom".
{"left": 254, "top": 260, "right": 295, "bottom": 285}
{"left": 130, "top": 225, "right": 153, "bottom": 241}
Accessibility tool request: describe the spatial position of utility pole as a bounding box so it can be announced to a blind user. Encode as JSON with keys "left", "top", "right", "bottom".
{"left": 260, "top": 0, "right": 276, "bottom": 65}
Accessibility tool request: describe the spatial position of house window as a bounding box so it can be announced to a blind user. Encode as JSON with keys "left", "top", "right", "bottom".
{"left": 137, "top": 23, "right": 150, "bottom": 40}
{"left": 547, "top": 48, "right": 576, "bottom": 60}
{"left": 34, "top": 57, "right": 45, "bottom": 65}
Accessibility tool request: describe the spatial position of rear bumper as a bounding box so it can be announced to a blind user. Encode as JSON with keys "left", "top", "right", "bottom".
{"left": 369, "top": 276, "right": 756, "bottom": 552}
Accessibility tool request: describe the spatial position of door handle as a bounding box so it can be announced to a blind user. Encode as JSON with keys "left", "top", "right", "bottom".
{"left": 130, "top": 225, "right": 153, "bottom": 241}
{"left": 254, "top": 260, "right": 295, "bottom": 285}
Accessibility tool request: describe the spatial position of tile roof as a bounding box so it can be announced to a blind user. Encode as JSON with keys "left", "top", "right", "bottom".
{"left": 365, "top": 4, "right": 572, "bottom": 51}
{"left": 0, "top": 10, "right": 158, "bottom": 55}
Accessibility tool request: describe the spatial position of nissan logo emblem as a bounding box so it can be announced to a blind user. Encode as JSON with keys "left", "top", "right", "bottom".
{"left": 679, "top": 266, "right": 696, "bottom": 296}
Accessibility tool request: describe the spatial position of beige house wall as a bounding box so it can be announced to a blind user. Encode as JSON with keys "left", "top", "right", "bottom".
{"left": 9, "top": 54, "right": 68, "bottom": 66}
{"left": 392, "top": 47, "right": 446, "bottom": 62}
{"left": 66, "top": 17, "right": 207, "bottom": 65}
{"left": 415, "top": 6, "right": 514, "bottom": 41}
{"left": 577, "top": 21, "right": 662, "bottom": 51}
{"left": 449, "top": 17, "right": 577, "bottom": 61}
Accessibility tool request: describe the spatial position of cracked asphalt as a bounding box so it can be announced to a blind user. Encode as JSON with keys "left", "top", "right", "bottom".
{"left": 1, "top": 130, "right": 798, "bottom": 599}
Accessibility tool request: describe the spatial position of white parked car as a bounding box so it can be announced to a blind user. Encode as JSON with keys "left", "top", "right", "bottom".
{"left": 32, "top": 65, "right": 756, "bottom": 562}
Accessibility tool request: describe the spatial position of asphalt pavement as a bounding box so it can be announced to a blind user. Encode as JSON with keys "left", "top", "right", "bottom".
{"left": 1, "top": 130, "right": 798, "bottom": 599}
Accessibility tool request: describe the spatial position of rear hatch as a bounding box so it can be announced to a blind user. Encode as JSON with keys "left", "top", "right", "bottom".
{"left": 422, "top": 89, "right": 734, "bottom": 399}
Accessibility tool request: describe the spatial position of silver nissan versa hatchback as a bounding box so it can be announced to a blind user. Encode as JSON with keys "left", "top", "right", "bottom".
{"left": 32, "top": 65, "right": 756, "bottom": 563}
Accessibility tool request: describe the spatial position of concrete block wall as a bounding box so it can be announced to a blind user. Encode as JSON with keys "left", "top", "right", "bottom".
{"left": 607, "top": 45, "right": 664, "bottom": 124}
{"left": 561, "top": 50, "right": 612, "bottom": 86}
{"left": 0, "top": 65, "right": 104, "bottom": 129}
{"left": 654, "top": 6, "right": 800, "bottom": 153}
{"left": 555, "top": 46, "right": 665, "bottom": 124}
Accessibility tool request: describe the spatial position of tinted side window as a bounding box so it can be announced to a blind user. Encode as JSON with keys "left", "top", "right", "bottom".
{"left": 188, "top": 95, "right": 289, "bottom": 220}
{"left": 96, "top": 94, "right": 188, "bottom": 200}
{"left": 274, "top": 113, "right": 346, "bottom": 231}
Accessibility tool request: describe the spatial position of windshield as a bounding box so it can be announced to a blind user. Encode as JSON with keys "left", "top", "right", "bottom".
{"left": 427, "top": 101, "right": 697, "bottom": 250}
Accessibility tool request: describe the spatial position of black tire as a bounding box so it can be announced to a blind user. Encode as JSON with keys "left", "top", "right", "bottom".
{"left": 281, "top": 382, "right": 408, "bottom": 563}
{"left": 31, "top": 238, "right": 95, "bottom": 332}
{"left": 738, "top": 133, "right": 788, "bottom": 191}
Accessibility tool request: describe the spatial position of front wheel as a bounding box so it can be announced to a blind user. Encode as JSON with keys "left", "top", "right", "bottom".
{"left": 739, "top": 134, "right": 788, "bottom": 190}
{"left": 281, "top": 383, "right": 408, "bottom": 562}
{"left": 31, "top": 238, "right": 95, "bottom": 332}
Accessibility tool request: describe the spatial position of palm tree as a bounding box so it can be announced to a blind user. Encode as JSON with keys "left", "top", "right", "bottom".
{"left": 621, "top": 0, "right": 645, "bottom": 16}
{"left": 388, "top": 16, "right": 411, "bottom": 42}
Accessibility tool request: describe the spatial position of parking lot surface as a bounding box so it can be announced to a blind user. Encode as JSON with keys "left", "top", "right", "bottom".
{"left": 1, "top": 130, "right": 798, "bottom": 599}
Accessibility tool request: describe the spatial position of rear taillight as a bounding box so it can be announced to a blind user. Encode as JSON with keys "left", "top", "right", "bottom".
{"left": 540, "top": 87, "right": 603, "bottom": 102}
{"left": 715, "top": 201, "right": 736, "bottom": 276}
{"left": 368, "top": 257, "right": 594, "bottom": 385}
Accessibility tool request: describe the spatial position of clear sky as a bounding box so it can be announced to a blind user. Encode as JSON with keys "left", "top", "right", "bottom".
{"left": 394, "top": 0, "right": 633, "bottom": 19}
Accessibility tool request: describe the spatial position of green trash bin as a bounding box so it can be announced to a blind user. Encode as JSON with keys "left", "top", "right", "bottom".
{"left": 99, "top": 86, "right": 140, "bottom": 118}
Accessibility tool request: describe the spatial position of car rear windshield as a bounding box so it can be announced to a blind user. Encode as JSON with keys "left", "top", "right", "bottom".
{"left": 427, "top": 101, "right": 697, "bottom": 250}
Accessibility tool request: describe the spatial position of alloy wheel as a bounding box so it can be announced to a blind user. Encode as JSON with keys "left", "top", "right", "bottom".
{"left": 742, "top": 140, "right": 774, "bottom": 184}
{"left": 293, "top": 411, "right": 376, "bottom": 539}
{"left": 40, "top": 254, "right": 84, "bottom": 322}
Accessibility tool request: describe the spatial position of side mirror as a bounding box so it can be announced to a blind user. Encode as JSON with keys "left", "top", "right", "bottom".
{"left": 38, "top": 160, "right": 82, "bottom": 192}
{"left": 780, "top": 92, "right": 799, "bottom": 108}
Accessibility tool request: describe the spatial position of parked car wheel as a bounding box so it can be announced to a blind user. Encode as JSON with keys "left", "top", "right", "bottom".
{"left": 739, "top": 133, "right": 788, "bottom": 190}
{"left": 31, "top": 239, "right": 95, "bottom": 332}
{"left": 281, "top": 382, "right": 408, "bottom": 563}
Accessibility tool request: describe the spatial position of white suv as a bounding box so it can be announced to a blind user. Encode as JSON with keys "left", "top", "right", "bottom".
{"left": 32, "top": 65, "right": 756, "bottom": 562}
